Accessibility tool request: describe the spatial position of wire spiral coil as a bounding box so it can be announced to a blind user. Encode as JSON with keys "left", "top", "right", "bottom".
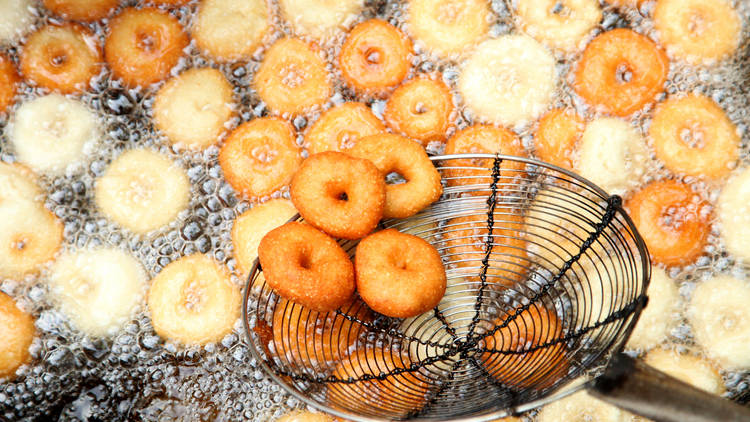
{"left": 243, "top": 154, "right": 651, "bottom": 421}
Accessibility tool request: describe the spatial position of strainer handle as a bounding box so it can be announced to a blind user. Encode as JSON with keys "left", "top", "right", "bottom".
{"left": 587, "top": 353, "right": 750, "bottom": 422}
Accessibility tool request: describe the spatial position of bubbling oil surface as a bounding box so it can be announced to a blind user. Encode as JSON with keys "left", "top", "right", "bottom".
{"left": 0, "top": 0, "right": 749, "bottom": 420}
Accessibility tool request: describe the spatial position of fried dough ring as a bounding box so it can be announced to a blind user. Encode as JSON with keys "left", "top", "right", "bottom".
{"left": 384, "top": 76, "right": 454, "bottom": 144}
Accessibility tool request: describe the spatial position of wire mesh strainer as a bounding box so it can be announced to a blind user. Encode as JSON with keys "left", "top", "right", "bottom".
{"left": 242, "top": 154, "right": 750, "bottom": 422}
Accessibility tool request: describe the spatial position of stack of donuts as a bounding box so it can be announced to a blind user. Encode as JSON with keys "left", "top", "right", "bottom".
{"left": 0, "top": 0, "right": 748, "bottom": 420}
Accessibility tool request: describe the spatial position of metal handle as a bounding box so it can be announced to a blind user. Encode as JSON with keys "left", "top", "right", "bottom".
{"left": 587, "top": 353, "right": 750, "bottom": 422}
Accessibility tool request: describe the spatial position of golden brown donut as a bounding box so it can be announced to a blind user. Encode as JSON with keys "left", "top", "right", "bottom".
{"left": 259, "top": 222, "right": 355, "bottom": 312}
{"left": 0, "top": 53, "right": 19, "bottom": 114}
{"left": 355, "top": 229, "right": 446, "bottom": 318}
{"left": 20, "top": 23, "right": 101, "bottom": 94}
{"left": 348, "top": 133, "right": 442, "bottom": 219}
{"left": 290, "top": 151, "right": 386, "bottom": 239}
{"left": 384, "top": 76, "right": 454, "bottom": 144}
{"left": 0, "top": 292, "right": 34, "bottom": 379}
{"left": 43, "top": 0, "right": 119, "bottom": 21}
{"left": 533, "top": 108, "right": 584, "bottom": 171}
{"left": 105, "top": 7, "right": 188, "bottom": 87}
{"left": 305, "top": 102, "right": 385, "bottom": 154}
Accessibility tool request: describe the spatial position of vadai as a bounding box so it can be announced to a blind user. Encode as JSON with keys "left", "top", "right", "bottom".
{"left": 147, "top": 253, "right": 240, "bottom": 346}
{"left": 626, "top": 267, "right": 679, "bottom": 351}
{"left": 105, "top": 7, "right": 189, "bottom": 87}
{"left": 653, "top": 0, "right": 741, "bottom": 64}
{"left": 0, "top": 292, "right": 34, "bottom": 379}
{"left": 95, "top": 149, "right": 190, "bottom": 235}
{"left": 290, "top": 151, "right": 385, "bottom": 239}
{"left": 481, "top": 302, "right": 568, "bottom": 389}
{"left": 0, "top": 53, "right": 19, "bottom": 114}
{"left": 218, "top": 117, "right": 302, "bottom": 198}
{"left": 644, "top": 347, "right": 725, "bottom": 395}
{"left": 406, "top": 0, "right": 491, "bottom": 58}
{"left": 0, "top": 201, "right": 63, "bottom": 280}
{"left": 516, "top": 0, "right": 602, "bottom": 52}
{"left": 43, "top": 0, "right": 118, "bottom": 21}
{"left": 718, "top": 167, "right": 750, "bottom": 262}
{"left": 20, "top": 24, "right": 101, "bottom": 94}
{"left": 153, "top": 67, "right": 235, "bottom": 150}
{"left": 305, "top": 102, "right": 385, "bottom": 154}
{"left": 459, "top": 35, "right": 556, "bottom": 127}
{"left": 626, "top": 180, "right": 711, "bottom": 267}
{"left": 384, "top": 76, "right": 454, "bottom": 144}
{"left": 650, "top": 94, "right": 739, "bottom": 180}
{"left": 328, "top": 347, "right": 429, "bottom": 417}
{"left": 258, "top": 222, "right": 355, "bottom": 312}
{"left": 279, "top": 0, "right": 364, "bottom": 40}
{"left": 254, "top": 37, "right": 332, "bottom": 116}
{"left": 533, "top": 108, "right": 584, "bottom": 171}
{"left": 355, "top": 229, "right": 446, "bottom": 318}
{"left": 574, "top": 28, "right": 669, "bottom": 117}
{"left": 339, "top": 19, "right": 412, "bottom": 95}
{"left": 193, "top": 0, "right": 270, "bottom": 62}
{"left": 348, "top": 133, "right": 442, "bottom": 219}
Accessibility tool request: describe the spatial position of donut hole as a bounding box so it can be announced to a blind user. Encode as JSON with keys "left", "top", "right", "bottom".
{"left": 679, "top": 124, "right": 706, "bottom": 149}
{"left": 385, "top": 171, "right": 407, "bottom": 185}
{"left": 720, "top": 313, "right": 737, "bottom": 330}
{"left": 437, "top": 3, "right": 460, "bottom": 24}
{"left": 687, "top": 12, "right": 707, "bottom": 36}
{"left": 550, "top": 2, "right": 571, "bottom": 17}
{"left": 250, "top": 144, "right": 278, "bottom": 164}
{"left": 389, "top": 252, "right": 408, "bottom": 270}
{"left": 181, "top": 280, "right": 206, "bottom": 312}
{"left": 11, "top": 237, "right": 27, "bottom": 251}
{"left": 325, "top": 182, "right": 350, "bottom": 203}
{"left": 280, "top": 64, "right": 305, "bottom": 88}
{"left": 48, "top": 47, "right": 69, "bottom": 68}
{"left": 364, "top": 47, "right": 383, "bottom": 66}
{"left": 136, "top": 28, "right": 159, "bottom": 53}
{"left": 297, "top": 252, "right": 313, "bottom": 270}
{"left": 337, "top": 130, "right": 359, "bottom": 150}
{"left": 411, "top": 101, "right": 428, "bottom": 115}
{"left": 615, "top": 63, "right": 633, "bottom": 84}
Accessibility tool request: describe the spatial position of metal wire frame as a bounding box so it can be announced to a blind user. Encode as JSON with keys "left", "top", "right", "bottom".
{"left": 242, "top": 154, "right": 651, "bottom": 422}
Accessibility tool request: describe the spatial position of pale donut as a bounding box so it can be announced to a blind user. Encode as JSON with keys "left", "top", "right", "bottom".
{"left": 0, "top": 163, "right": 42, "bottom": 206}
{"left": 537, "top": 391, "right": 623, "bottom": 422}
{"left": 406, "top": 0, "right": 491, "bottom": 58}
{"left": 279, "top": 0, "right": 364, "bottom": 40}
{"left": 231, "top": 199, "right": 298, "bottom": 276}
{"left": 688, "top": 275, "right": 750, "bottom": 370}
{"left": 153, "top": 67, "right": 235, "bottom": 150}
{"left": 653, "top": 0, "right": 741, "bottom": 64}
{"left": 643, "top": 347, "right": 724, "bottom": 395}
{"left": 717, "top": 167, "right": 750, "bottom": 262}
{"left": 48, "top": 248, "right": 147, "bottom": 338}
{"left": 0, "top": 292, "right": 35, "bottom": 379}
{"left": 458, "top": 35, "right": 556, "bottom": 128}
{"left": 9, "top": 94, "right": 99, "bottom": 175}
{"left": 148, "top": 254, "right": 241, "bottom": 345}
{"left": 0, "top": 201, "right": 63, "bottom": 280}
{"left": 276, "top": 410, "right": 334, "bottom": 422}
{"left": 193, "top": 0, "right": 270, "bottom": 62}
{"left": 626, "top": 267, "right": 679, "bottom": 351}
{"left": 576, "top": 117, "right": 649, "bottom": 195}
{"left": 95, "top": 149, "right": 190, "bottom": 235}
{"left": 517, "top": 0, "right": 602, "bottom": 52}
{"left": 0, "top": 0, "right": 33, "bottom": 43}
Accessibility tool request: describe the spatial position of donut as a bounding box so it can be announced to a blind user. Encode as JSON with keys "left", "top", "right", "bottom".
{"left": 443, "top": 124, "right": 527, "bottom": 192}
{"left": 516, "top": 0, "right": 602, "bottom": 51}
{"left": 328, "top": 347, "right": 429, "bottom": 417}
{"left": 406, "top": 0, "right": 491, "bottom": 58}
{"left": 538, "top": 391, "right": 622, "bottom": 422}
{"left": 0, "top": 292, "right": 34, "bottom": 379}
{"left": 147, "top": 253, "right": 241, "bottom": 345}
{"left": 339, "top": 19, "right": 412, "bottom": 95}
{"left": 9, "top": 94, "right": 99, "bottom": 175}
{"left": 383, "top": 76, "right": 454, "bottom": 145}
{"left": 625, "top": 267, "right": 679, "bottom": 351}
{"left": 305, "top": 102, "right": 385, "bottom": 154}
{"left": 105, "top": 7, "right": 189, "bottom": 87}
{"left": 258, "top": 222, "right": 355, "bottom": 312}
{"left": 653, "top": 0, "right": 741, "bottom": 64}
{"left": 0, "top": 201, "right": 63, "bottom": 280}
{"left": 348, "top": 133, "right": 442, "bottom": 219}
{"left": 0, "top": 53, "right": 19, "bottom": 114}
{"left": 0, "top": 0, "right": 33, "bottom": 43}
{"left": 355, "top": 229, "right": 446, "bottom": 318}
{"left": 218, "top": 117, "right": 303, "bottom": 198}
{"left": 153, "top": 67, "right": 235, "bottom": 150}
{"left": 576, "top": 117, "right": 649, "bottom": 195}
{"left": 290, "top": 151, "right": 386, "bottom": 239}
{"left": 0, "top": 163, "right": 42, "bottom": 206}
{"left": 650, "top": 94, "right": 739, "bottom": 180}
{"left": 232, "top": 199, "right": 298, "bottom": 277}
{"left": 574, "top": 28, "right": 669, "bottom": 117}
{"left": 718, "top": 167, "right": 750, "bottom": 262}
{"left": 481, "top": 302, "right": 568, "bottom": 389}
{"left": 279, "top": 0, "right": 364, "bottom": 40}
{"left": 254, "top": 37, "right": 332, "bottom": 116}
{"left": 626, "top": 180, "right": 710, "bottom": 267}
{"left": 43, "top": 0, "right": 118, "bottom": 21}
{"left": 533, "top": 108, "right": 584, "bottom": 171}
{"left": 48, "top": 248, "right": 147, "bottom": 338}
{"left": 689, "top": 275, "right": 750, "bottom": 370}
{"left": 643, "top": 348, "right": 725, "bottom": 395}
{"left": 443, "top": 207, "right": 528, "bottom": 285}
{"left": 276, "top": 411, "right": 334, "bottom": 422}
{"left": 272, "top": 298, "right": 370, "bottom": 368}
{"left": 20, "top": 24, "right": 102, "bottom": 94}
{"left": 95, "top": 149, "right": 190, "bottom": 234}
{"left": 192, "top": 0, "right": 270, "bottom": 62}
{"left": 459, "top": 35, "right": 556, "bottom": 127}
